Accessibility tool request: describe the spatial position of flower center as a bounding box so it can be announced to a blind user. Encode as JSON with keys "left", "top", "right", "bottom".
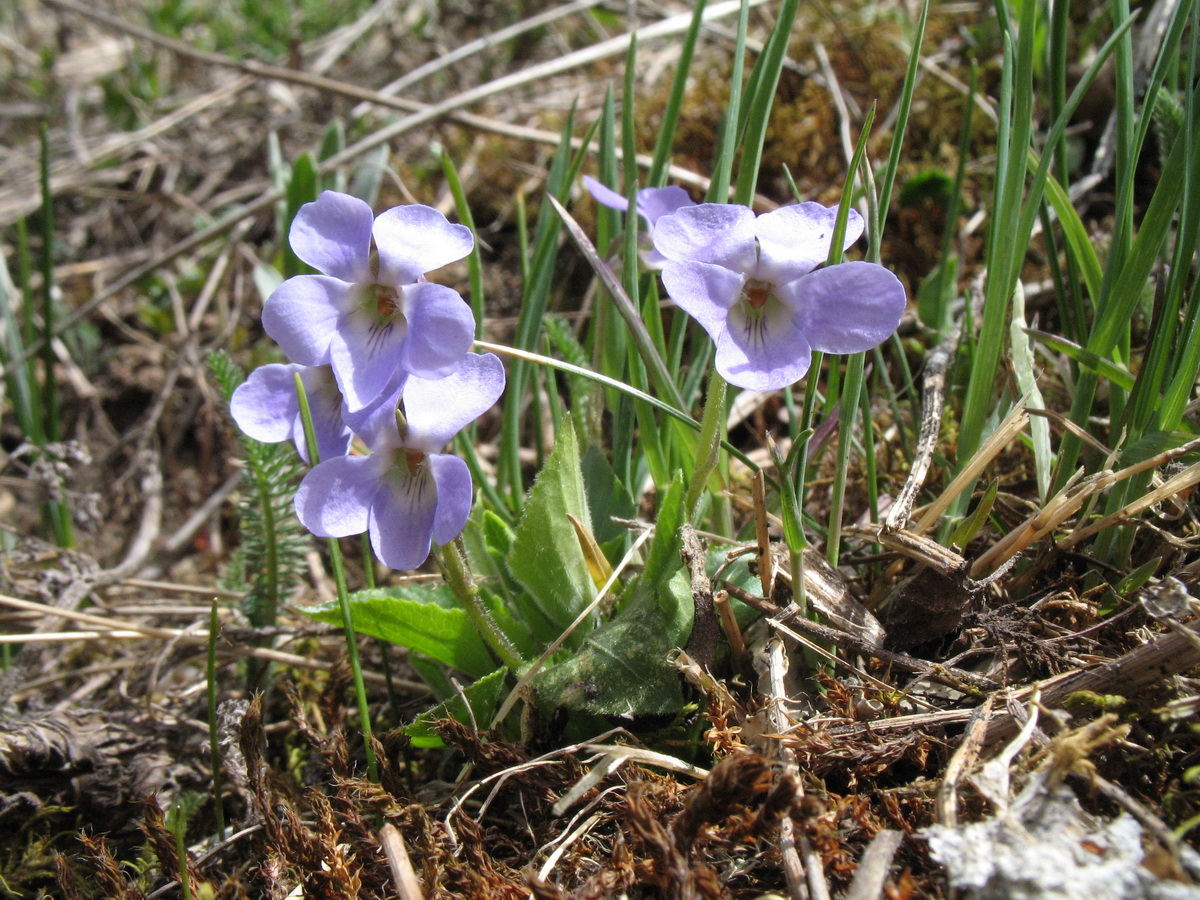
{"left": 375, "top": 285, "right": 400, "bottom": 319}
{"left": 403, "top": 449, "right": 426, "bottom": 475}
{"left": 743, "top": 278, "right": 773, "bottom": 309}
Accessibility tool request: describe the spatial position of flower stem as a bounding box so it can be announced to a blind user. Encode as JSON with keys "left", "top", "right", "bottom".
{"left": 206, "top": 600, "right": 225, "bottom": 842}
{"left": 439, "top": 537, "right": 525, "bottom": 672}
{"left": 362, "top": 532, "right": 399, "bottom": 715}
{"left": 294, "top": 374, "right": 378, "bottom": 783}
{"left": 323, "top": 532, "right": 379, "bottom": 782}
{"left": 685, "top": 368, "right": 728, "bottom": 521}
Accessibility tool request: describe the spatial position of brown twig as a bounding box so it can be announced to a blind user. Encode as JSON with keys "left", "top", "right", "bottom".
{"left": 844, "top": 830, "right": 904, "bottom": 900}
{"left": 379, "top": 824, "right": 425, "bottom": 900}
{"left": 721, "top": 582, "right": 1000, "bottom": 693}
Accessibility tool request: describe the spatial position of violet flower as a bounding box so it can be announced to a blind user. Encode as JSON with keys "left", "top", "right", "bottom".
{"left": 230, "top": 363, "right": 351, "bottom": 463}
{"left": 262, "top": 190, "right": 476, "bottom": 412}
{"left": 583, "top": 175, "right": 694, "bottom": 269}
{"left": 652, "top": 202, "right": 906, "bottom": 391}
{"left": 293, "top": 352, "right": 505, "bottom": 571}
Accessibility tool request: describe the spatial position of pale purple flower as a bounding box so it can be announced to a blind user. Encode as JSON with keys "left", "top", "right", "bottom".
{"left": 652, "top": 202, "right": 906, "bottom": 391}
{"left": 294, "top": 352, "right": 505, "bottom": 571}
{"left": 230, "top": 363, "right": 351, "bottom": 463}
{"left": 583, "top": 176, "right": 694, "bottom": 268}
{"left": 262, "top": 191, "right": 476, "bottom": 413}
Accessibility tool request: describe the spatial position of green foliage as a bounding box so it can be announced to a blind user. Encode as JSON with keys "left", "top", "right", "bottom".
{"left": 543, "top": 315, "right": 601, "bottom": 445}
{"left": 405, "top": 668, "right": 508, "bottom": 748}
{"left": 143, "top": 0, "right": 377, "bottom": 61}
{"left": 100, "top": 52, "right": 162, "bottom": 130}
{"left": 302, "top": 586, "right": 498, "bottom": 680}
{"left": 505, "top": 417, "right": 595, "bottom": 644}
{"left": 534, "top": 569, "right": 693, "bottom": 718}
{"left": 209, "top": 350, "right": 307, "bottom": 629}
{"left": 281, "top": 153, "right": 319, "bottom": 278}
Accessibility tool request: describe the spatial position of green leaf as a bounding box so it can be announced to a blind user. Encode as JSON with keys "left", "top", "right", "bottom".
{"left": 481, "top": 509, "right": 516, "bottom": 559}
{"left": 582, "top": 443, "right": 636, "bottom": 547}
{"left": 916, "top": 254, "right": 959, "bottom": 331}
{"left": 535, "top": 569, "right": 693, "bottom": 718}
{"left": 408, "top": 654, "right": 455, "bottom": 701}
{"left": 947, "top": 479, "right": 999, "bottom": 548}
{"left": 1042, "top": 174, "right": 1102, "bottom": 303}
{"left": 405, "top": 668, "right": 508, "bottom": 749}
{"left": 1027, "top": 329, "right": 1136, "bottom": 391}
{"left": 318, "top": 119, "right": 345, "bottom": 164}
{"left": 1115, "top": 557, "right": 1161, "bottom": 596}
{"left": 283, "top": 152, "right": 319, "bottom": 278}
{"left": 507, "top": 418, "right": 594, "bottom": 638}
{"left": 1117, "top": 431, "right": 1197, "bottom": 466}
{"left": 300, "top": 586, "right": 496, "bottom": 679}
{"left": 639, "top": 473, "right": 685, "bottom": 594}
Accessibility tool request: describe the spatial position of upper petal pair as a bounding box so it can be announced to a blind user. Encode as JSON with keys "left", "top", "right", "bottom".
{"left": 289, "top": 191, "right": 473, "bottom": 285}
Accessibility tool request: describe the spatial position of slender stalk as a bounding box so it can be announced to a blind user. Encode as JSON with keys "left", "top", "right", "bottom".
{"left": 685, "top": 369, "right": 728, "bottom": 521}
{"left": 39, "top": 124, "right": 71, "bottom": 548}
{"left": 438, "top": 537, "right": 525, "bottom": 672}
{"left": 207, "top": 601, "right": 225, "bottom": 842}
{"left": 826, "top": 352, "right": 865, "bottom": 567}
{"left": 823, "top": 109, "right": 875, "bottom": 565}
{"left": 38, "top": 125, "right": 60, "bottom": 446}
{"left": 361, "top": 533, "right": 399, "bottom": 715}
{"left": 175, "top": 804, "right": 191, "bottom": 900}
{"left": 293, "top": 374, "right": 378, "bottom": 782}
{"left": 770, "top": 435, "right": 808, "bottom": 602}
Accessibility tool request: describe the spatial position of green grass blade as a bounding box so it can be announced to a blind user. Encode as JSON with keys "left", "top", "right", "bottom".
{"left": 648, "top": 0, "right": 708, "bottom": 186}
{"left": 441, "top": 150, "right": 485, "bottom": 339}
{"left": 707, "top": 0, "right": 749, "bottom": 201}
{"left": 871, "top": 0, "right": 931, "bottom": 260}
{"left": 732, "top": 0, "right": 799, "bottom": 206}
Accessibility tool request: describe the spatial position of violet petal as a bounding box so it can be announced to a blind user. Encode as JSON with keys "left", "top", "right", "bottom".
{"left": 328, "top": 307, "right": 408, "bottom": 413}
{"left": 403, "top": 352, "right": 506, "bottom": 451}
{"left": 373, "top": 205, "right": 473, "bottom": 285}
{"left": 717, "top": 301, "right": 813, "bottom": 391}
{"left": 344, "top": 370, "right": 407, "bottom": 451}
{"left": 429, "top": 453, "right": 473, "bottom": 546}
{"left": 295, "top": 455, "right": 377, "bottom": 537}
{"left": 368, "top": 467, "right": 438, "bottom": 570}
{"left": 660, "top": 260, "right": 745, "bottom": 340}
{"left": 294, "top": 366, "right": 353, "bottom": 462}
{"left": 289, "top": 191, "right": 373, "bottom": 282}
{"left": 636, "top": 185, "right": 694, "bottom": 225}
{"left": 754, "top": 202, "right": 864, "bottom": 282}
{"left": 261, "top": 275, "right": 353, "bottom": 366}
{"left": 397, "top": 281, "right": 476, "bottom": 381}
{"left": 230, "top": 363, "right": 304, "bottom": 444}
{"left": 795, "top": 262, "right": 907, "bottom": 354}
{"left": 583, "top": 175, "right": 630, "bottom": 214}
{"left": 651, "top": 203, "right": 757, "bottom": 270}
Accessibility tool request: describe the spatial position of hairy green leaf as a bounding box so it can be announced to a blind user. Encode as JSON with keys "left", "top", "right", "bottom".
{"left": 534, "top": 569, "right": 693, "bottom": 718}
{"left": 301, "top": 586, "right": 496, "bottom": 679}
{"left": 507, "top": 418, "right": 594, "bottom": 640}
{"left": 406, "top": 668, "right": 508, "bottom": 748}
